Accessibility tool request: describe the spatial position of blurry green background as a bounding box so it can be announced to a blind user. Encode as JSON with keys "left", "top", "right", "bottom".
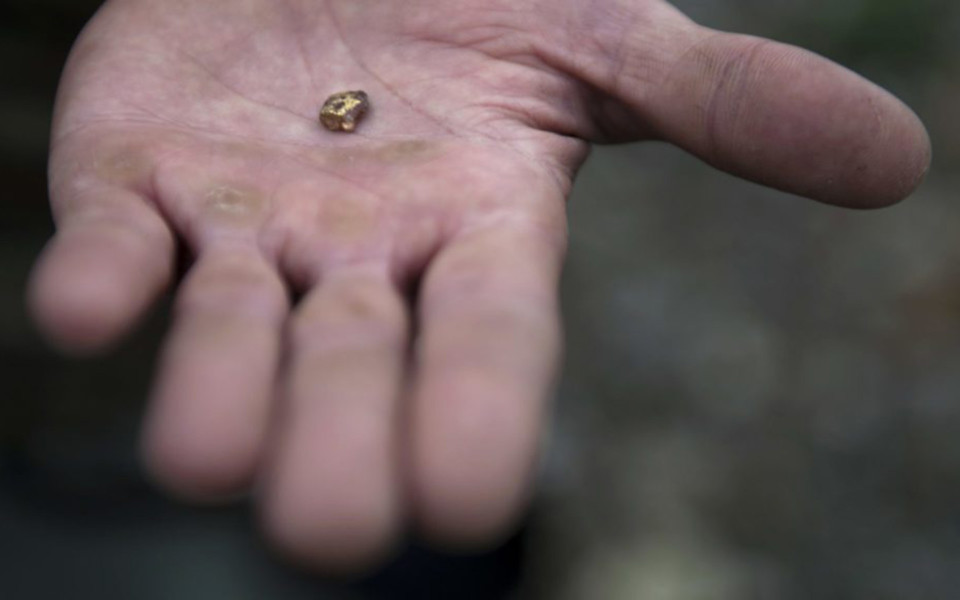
{"left": 2, "top": 0, "right": 958, "bottom": 598}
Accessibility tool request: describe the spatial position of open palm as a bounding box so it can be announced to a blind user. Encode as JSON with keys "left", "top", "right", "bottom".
{"left": 29, "top": 0, "right": 930, "bottom": 570}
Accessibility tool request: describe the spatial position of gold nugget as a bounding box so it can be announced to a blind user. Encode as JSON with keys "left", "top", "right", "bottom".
{"left": 319, "top": 90, "right": 369, "bottom": 132}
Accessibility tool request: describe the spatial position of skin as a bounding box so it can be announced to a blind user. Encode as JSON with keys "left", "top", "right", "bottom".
{"left": 27, "top": 0, "right": 930, "bottom": 572}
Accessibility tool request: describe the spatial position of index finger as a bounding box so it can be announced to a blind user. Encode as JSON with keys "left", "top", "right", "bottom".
{"left": 408, "top": 221, "right": 566, "bottom": 547}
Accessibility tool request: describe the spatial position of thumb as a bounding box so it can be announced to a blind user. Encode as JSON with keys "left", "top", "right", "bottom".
{"left": 575, "top": 5, "right": 932, "bottom": 208}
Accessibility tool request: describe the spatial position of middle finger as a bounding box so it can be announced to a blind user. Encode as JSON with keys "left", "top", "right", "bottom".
{"left": 260, "top": 265, "right": 409, "bottom": 570}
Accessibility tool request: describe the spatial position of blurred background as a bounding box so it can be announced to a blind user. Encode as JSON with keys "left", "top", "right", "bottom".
{"left": 1, "top": 0, "right": 958, "bottom": 598}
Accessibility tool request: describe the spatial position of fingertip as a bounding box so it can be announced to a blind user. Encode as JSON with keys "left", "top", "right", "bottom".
{"left": 828, "top": 87, "right": 933, "bottom": 209}
{"left": 736, "top": 50, "right": 933, "bottom": 209}
{"left": 140, "top": 417, "right": 258, "bottom": 503}
{"left": 645, "top": 29, "right": 934, "bottom": 208}
{"left": 258, "top": 484, "right": 403, "bottom": 575}
{"left": 889, "top": 107, "right": 933, "bottom": 205}
{"left": 410, "top": 464, "right": 526, "bottom": 552}
{"left": 27, "top": 241, "right": 143, "bottom": 355}
{"left": 409, "top": 379, "right": 537, "bottom": 552}
{"left": 257, "top": 419, "right": 405, "bottom": 574}
{"left": 28, "top": 210, "right": 174, "bottom": 354}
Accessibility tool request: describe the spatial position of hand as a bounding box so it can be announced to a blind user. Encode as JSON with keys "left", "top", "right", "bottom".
{"left": 28, "top": 0, "right": 930, "bottom": 571}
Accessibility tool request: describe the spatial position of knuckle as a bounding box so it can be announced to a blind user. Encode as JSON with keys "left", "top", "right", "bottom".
{"left": 423, "top": 306, "right": 559, "bottom": 374}
{"left": 176, "top": 256, "right": 286, "bottom": 320}
{"left": 697, "top": 36, "right": 778, "bottom": 159}
{"left": 423, "top": 225, "right": 562, "bottom": 313}
{"left": 332, "top": 278, "right": 405, "bottom": 324}
{"left": 293, "top": 277, "right": 406, "bottom": 342}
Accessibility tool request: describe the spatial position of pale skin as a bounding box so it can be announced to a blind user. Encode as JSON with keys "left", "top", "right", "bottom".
{"left": 28, "top": 0, "right": 931, "bottom": 572}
